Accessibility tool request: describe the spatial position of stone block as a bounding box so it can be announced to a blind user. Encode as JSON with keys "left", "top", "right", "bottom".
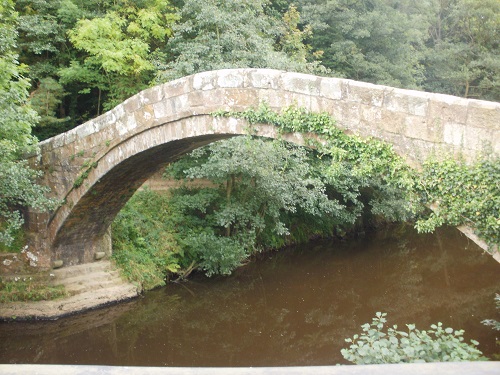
{"left": 406, "top": 91, "right": 430, "bottom": 117}
{"left": 94, "top": 110, "right": 119, "bottom": 132}
{"left": 134, "top": 105, "right": 155, "bottom": 127}
{"left": 428, "top": 95, "right": 468, "bottom": 125}
{"left": 192, "top": 71, "right": 218, "bottom": 91}
{"left": 346, "top": 80, "right": 385, "bottom": 107}
{"left": 122, "top": 96, "right": 141, "bottom": 113}
{"left": 163, "top": 75, "right": 192, "bottom": 98}
{"left": 217, "top": 69, "right": 246, "bottom": 88}
{"left": 169, "top": 94, "right": 190, "bottom": 115}
{"left": 152, "top": 100, "right": 171, "bottom": 120}
{"left": 384, "top": 90, "right": 409, "bottom": 113}
{"left": 443, "top": 122, "right": 466, "bottom": 147}
{"left": 281, "top": 72, "right": 320, "bottom": 96}
{"left": 464, "top": 126, "right": 495, "bottom": 153}
{"left": 140, "top": 85, "right": 164, "bottom": 105}
{"left": 288, "top": 92, "right": 313, "bottom": 109}
{"left": 404, "top": 115, "right": 440, "bottom": 143}
{"left": 257, "top": 88, "right": 289, "bottom": 108}
{"left": 379, "top": 109, "right": 406, "bottom": 134}
{"left": 26, "top": 211, "right": 49, "bottom": 232}
{"left": 319, "top": 77, "right": 343, "bottom": 100}
{"left": 360, "top": 104, "right": 383, "bottom": 123}
{"left": 313, "top": 97, "right": 337, "bottom": 116}
{"left": 466, "top": 100, "right": 500, "bottom": 130}
{"left": 63, "top": 131, "right": 76, "bottom": 146}
{"left": 340, "top": 102, "right": 362, "bottom": 131}
{"left": 248, "top": 69, "right": 282, "bottom": 89}
{"left": 221, "top": 88, "right": 259, "bottom": 108}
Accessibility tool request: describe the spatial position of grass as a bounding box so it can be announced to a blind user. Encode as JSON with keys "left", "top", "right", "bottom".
{"left": 0, "top": 278, "right": 68, "bottom": 303}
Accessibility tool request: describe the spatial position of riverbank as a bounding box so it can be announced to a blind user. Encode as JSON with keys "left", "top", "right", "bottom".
{"left": 0, "top": 261, "right": 139, "bottom": 321}
{"left": 0, "top": 225, "right": 497, "bottom": 322}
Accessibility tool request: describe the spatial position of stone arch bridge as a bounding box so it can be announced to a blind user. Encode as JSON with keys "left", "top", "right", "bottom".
{"left": 26, "top": 69, "right": 500, "bottom": 269}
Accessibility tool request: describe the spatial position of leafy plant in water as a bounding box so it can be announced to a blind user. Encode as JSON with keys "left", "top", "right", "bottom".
{"left": 482, "top": 294, "right": 500, "bottom": 331}
{"left": 341, "top": 312, "right": 486, "bottom": 364}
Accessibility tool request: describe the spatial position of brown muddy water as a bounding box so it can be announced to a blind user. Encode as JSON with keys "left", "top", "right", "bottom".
{"left": 0, "top": 225, "right": 499, "bottom": 366}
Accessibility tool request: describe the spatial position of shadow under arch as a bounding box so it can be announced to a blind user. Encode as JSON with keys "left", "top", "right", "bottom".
{"left": 50, "top": 115, "right": 310, "bottom": 265}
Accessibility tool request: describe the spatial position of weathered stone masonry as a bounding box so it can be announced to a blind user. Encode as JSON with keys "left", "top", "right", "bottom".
{"left": 26, "top": 69, "right": 500, "bottom": 269}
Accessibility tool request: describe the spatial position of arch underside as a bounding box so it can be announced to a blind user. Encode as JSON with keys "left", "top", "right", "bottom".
{"left": 52, "top": 134, "right": 236, "bottom": 265}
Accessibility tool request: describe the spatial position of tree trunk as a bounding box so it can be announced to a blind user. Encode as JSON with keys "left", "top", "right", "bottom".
{"left": 225, "top": 174, "right": 235, "bottom": 237}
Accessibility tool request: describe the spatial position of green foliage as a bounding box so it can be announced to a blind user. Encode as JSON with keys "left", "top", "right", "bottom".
{"left": 155, "top": 0, "right": 325, "bottom": 82}
{"left": 60, "top": 0, "right": 178, "bottom": 113}
{"left": 423, "top": 0, "right": 500, "bottom": 100}
{"left": 217, "top": 104, "right": 500, "bottom": 252}
{"left": 73, "top": 161, "right": 98, "bottom": 188}
{"left": 166, "top": 101, "right": 420, "bottom": 277}
{"left": 0, "top": 224, "right": 25, "bottom": 253}
{"left": 29, "top": 77, "right": 68, "bottom": 128}
{"left": 214, "top": 104, "right": 418, "bottom": 222}
{"left": 296, "top": 0, "right": 428, "bottom": 88}
{"left": 0, "top": 277, "right": 67, "bottom": 302}
{"left": 482, "top": 294, "right": 500, "bottom": 331}
{"left": 0, "top": 0, "right": 57, "bottom": 247}
{"left": 112, "top": 189, "right": 182, "bottom": 291}
{"left": 415, "top": 157, "right": 500, "bottom": 251}
{"left": 181, "top": 230, "right": 248, "bottom": 277}
{"left": 341, "top": 312, "right": 486, "bottom": 364}
{"left": 166, "top": 135, "right": 344, "bottom": 276}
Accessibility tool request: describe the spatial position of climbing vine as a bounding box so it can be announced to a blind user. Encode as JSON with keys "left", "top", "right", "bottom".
{"left": 213, "top": 103, "right": 419, "bottom": 221}
{"left": 415, "top": 157, "right": 500, "bottom": 251}
{"left": 213, "top": 103, "right": 500, "bottom": 253}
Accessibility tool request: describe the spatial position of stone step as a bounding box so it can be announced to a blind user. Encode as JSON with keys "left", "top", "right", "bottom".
{"left": 63, "top": 277, "right": 126, "bottom": 295}
{"left": 49, "top": 260, "right": 126, "bottom": 296}
{"left": 53, "top": 269, "right": 121, "bottom": 286}
{"left": 51, "top": 260, "right": 113, "bottom": 279}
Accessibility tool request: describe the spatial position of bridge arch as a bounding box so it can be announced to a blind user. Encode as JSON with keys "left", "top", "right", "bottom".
{"left": 49, "top": 116, "right": 304, "bottom": 266}
{"left": 29, "top": 68, "right": 499, "bottom": 268}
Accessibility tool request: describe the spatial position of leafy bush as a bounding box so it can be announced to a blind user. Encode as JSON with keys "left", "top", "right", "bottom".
{"left": 112, "top": 189, "right": 182, "bottom": 291}
{"left": 165, "top": 136, "right": 347, "bottom": 276}
{"left": 415, "top": 157, "right": 500, "bottom": 252}
{"left": 341, "top": 312, "right": 486, "bottom": 364}
{"left": 183, "top": 230, "right": 249, "bottom": 277}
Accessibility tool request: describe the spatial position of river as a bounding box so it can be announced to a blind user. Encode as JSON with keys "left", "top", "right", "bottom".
{"left": 0, "top": 225, "right": 498, "bottom": 366}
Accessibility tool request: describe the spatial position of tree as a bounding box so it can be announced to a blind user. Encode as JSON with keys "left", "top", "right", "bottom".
{"left": 165, "top": 136, "right": 342, "bottom": 276}
{"left": 155, "top": 0, "right": 325, "bottom": 82}
{"left": 423, "top": 0, "right": 500, "bottom": 100}
{"left": 15, "top": 0, "right": 118, "bottom": 139}
{"left": 296, "top": 0, "right": 429, "bottom": 88}
{"left": 0, "top": 0, "right": 56, "bottom": 247}
{"left": 60, "top": 0, "right": 178, "bottom": 114}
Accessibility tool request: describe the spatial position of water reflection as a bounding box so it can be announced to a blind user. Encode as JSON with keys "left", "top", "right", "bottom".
{"left": 0, "top": 225, "right": 498, "bottom": 366}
